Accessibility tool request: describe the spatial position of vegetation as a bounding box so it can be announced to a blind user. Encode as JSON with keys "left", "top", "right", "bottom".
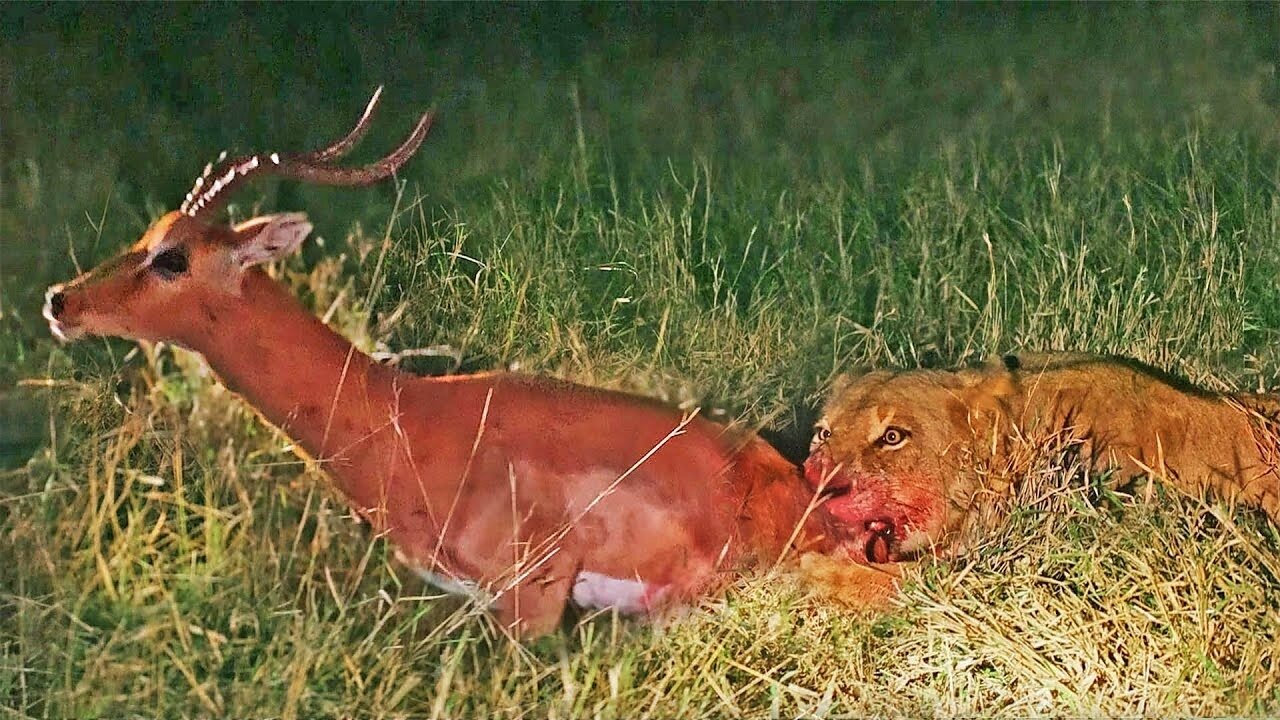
{"left": 4, "top": 4, "right": 1280, "bottom": 716}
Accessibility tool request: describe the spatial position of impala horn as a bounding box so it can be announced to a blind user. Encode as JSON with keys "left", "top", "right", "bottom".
{"left": 180, "top": 86, "right": 435, "bottom": 220}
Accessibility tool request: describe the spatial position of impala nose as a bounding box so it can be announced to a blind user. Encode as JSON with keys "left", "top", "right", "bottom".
{"left": 45, "top": 288, "right": 66, "bottom": 320}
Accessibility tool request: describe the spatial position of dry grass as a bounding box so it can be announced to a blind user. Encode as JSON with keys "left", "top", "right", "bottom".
{"left": 9, "top": 364, "right": 1280, "bottom": 717}
{"left": 7, "top": 216, "right": 1280, "bottom": 715}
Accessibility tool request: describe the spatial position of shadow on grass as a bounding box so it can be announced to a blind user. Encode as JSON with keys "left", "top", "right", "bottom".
{"left": 0, "top": 389, "right": 47, "bottom": 469}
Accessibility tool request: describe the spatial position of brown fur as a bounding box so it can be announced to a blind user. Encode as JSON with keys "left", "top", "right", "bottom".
{"left": 804, "top": 352, "right": 1280, "bottom": 562}
{"left": 48, "top": 211, "right": 860, "bottom": 637}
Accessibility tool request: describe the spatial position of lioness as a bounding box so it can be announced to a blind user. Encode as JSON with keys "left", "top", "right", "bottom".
{"left": 804, "top": 352, "right": 1280, "bottom": 563}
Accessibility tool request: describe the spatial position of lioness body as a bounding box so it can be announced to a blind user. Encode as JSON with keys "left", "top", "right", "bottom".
{"left": 805, "top": 352, "right": 1280, "bottom": 561}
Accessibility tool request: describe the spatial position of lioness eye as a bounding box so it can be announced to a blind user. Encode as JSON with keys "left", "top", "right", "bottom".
{"left": 151, "top": 247, "right": 189, "bottom": 278}
{"left": 810, "top": 425, "right": 832, "bottom": 451}
{"left": 879, "top": 427, "right": 909, "bottom": 448}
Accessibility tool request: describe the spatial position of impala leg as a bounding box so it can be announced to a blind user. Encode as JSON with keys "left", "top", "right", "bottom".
{"left": 494, "top": 558, "right": 577, "bottom": 639}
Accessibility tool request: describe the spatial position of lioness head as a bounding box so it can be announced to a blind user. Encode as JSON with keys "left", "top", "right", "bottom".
{"left": 804, "top": 366, "right": 1017, "bottom": 562}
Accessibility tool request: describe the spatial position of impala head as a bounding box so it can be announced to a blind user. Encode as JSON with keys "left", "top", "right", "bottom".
{"left": 44, "top": 88, "right": 434, "bottom": 345}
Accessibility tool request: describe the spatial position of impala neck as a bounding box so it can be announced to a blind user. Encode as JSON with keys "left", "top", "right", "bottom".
{"left": 177, "top": 269, "right": 405, "bottom": 470}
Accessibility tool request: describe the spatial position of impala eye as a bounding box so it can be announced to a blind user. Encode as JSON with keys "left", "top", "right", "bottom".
{"left": 151, "top": 247, "right": 189, "bottom": 278}
{"left": 878, "top": 426, "right": 910, "bottom": 449}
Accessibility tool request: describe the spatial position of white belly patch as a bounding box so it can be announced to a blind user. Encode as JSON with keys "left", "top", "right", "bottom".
{"left": 408, "top": 565, "right": 667, "bottom": 615}
{"left": 572, "top": 571, "right": 668, "bottom": 614}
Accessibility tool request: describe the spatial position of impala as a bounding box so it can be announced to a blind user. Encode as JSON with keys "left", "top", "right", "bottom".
{"left": 43, "top": 89, "right": 858, "bottom": 636}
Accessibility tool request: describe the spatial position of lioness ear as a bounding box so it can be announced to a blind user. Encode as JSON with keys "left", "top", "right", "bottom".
{"left": 230, "top": 213, "right": 313, "bottom": 269}
{"left": 829, "top": 372, "right": 855, "bottom": 398}
{"left": 961, "top": 368, "right": 1018, "bottom": 416}
{"left": 957, "top": 368, "right": 1019, "bottom": 462}
{"left": 826, "top": 365, "right": 874, "bottom": 398}
{"left": 970, "top": 353, "right": 1022, "bottom": 372}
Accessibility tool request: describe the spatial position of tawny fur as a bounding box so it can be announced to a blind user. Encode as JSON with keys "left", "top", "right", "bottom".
{"left": 805, "top": 352, "right": 1280, "bottom": 562}
{"left": 797, "top": 553, "right": 902, "bottom": 609}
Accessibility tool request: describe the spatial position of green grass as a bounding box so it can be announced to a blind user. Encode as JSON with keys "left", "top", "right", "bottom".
{"left": 5, "top": 4, "right": 1280, "bottom": 716}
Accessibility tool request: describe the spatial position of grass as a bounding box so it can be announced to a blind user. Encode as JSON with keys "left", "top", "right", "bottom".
{"left": 4, "top": 3, "right": 1280, "bottom": 716}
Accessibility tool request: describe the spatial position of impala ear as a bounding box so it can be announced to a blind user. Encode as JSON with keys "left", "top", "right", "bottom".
{"left": 230, "top": 213, "right": 313, "bottom": 268}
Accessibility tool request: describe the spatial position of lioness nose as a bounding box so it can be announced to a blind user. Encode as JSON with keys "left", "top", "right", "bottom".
{"left": 47, "top": 289, "right": 66, "bottom": 319}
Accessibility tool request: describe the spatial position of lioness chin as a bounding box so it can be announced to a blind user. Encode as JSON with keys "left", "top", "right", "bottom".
{"left": 805, "top": 352, "right": 1280, "bottom": 561}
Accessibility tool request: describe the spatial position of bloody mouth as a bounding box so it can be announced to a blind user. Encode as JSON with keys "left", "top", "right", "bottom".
{"left": 820, "top": 487, "right": 898, "bottom": 564}
{"left": 863, "top": 518, "right": 894, "bottom": 564}
{"left": 805, "top": 453, "right": 908, "bottom": 564}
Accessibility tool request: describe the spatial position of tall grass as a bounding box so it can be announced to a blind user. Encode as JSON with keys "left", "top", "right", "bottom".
{"left": 5, "top": 4, "right": 1280, "bottom": 716}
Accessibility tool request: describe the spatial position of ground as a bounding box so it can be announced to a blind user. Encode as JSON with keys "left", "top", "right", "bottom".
{"left": 3, "top": 5, "right": 1280, "bottom": 716}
